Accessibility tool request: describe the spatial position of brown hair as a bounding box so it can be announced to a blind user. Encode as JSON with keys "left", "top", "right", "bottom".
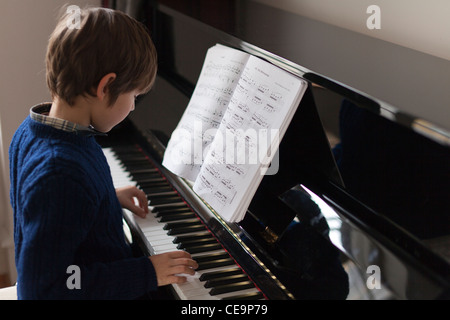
{"left": 46, "top": 6, "right": 157, "bottom": 106}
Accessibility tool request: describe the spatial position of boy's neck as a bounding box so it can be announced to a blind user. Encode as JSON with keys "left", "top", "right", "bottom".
{"left": 49, "top": 97, "right": 93, "bottom": 128}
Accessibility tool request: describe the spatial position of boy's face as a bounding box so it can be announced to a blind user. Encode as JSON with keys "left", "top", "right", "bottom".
{"left": 91, "top": 90, "right": 141, "bottom": 133}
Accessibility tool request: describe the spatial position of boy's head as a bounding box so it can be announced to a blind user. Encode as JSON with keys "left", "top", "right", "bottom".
{"left": 46, "top": 7, "right": 157, "bottom": 106}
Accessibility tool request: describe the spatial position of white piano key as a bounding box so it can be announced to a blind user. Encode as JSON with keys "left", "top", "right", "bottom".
{"left": 144, "top": 229, "right": 171, "bottom": 238}
{"left": 149, "top": 237, "right": 174, "bottom": 246}
{"left": 153, "top": 242, "right": 179, "bottom": 251}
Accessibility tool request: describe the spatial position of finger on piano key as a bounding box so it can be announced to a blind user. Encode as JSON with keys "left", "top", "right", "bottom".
{"left": 173, "top": 266, "right": 263, "bottom": 300}
{"left": 134, "top": 212, "right": 191, "bottom": 254}
{"left": 153, "top": 243, "right": 180, "bottom": 254}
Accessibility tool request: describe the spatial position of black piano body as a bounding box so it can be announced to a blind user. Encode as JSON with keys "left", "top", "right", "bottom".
{"left": 100, "top": 0, "right": 450, "bottom": 299}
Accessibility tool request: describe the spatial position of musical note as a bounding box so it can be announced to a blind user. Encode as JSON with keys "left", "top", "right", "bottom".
{"left": 162, "top": 44, "right": 307, "bottom": 223}
{"left": 205, "top": 165, "right": 221, "bottom": 179}
{"left": 251, "top": 95, "right": 263, "bottom": 105}
{"left": 250, "top": 113, "right": 270, "bottom": 129}
{"left": 235, "top": 83, "right": 249, "bottom": 98}
{"left": 220, "top": 178, "right": 235, "bottom": 191}
{"left": 199, "top": 174, "right": 214, "bottom": 190}
{"left": 237, "top": 102, "right": 249, "bottom": 113}
{"left": 213, "top": 190, "right": 229, "bottom": 205}
{"left": 225, "top": 164, "right": 246, "bottom": 176}
{"left": 269, "top": 91, "right": 283, "bottom": 103}
{"left": 231, "top": 113, "right": 244, "bottom": 125}
{"left": 257, "top": 84, "right": 270, "bottom": 94}
{"left": 263, "top": 103, "right": 277, "bottom": 113}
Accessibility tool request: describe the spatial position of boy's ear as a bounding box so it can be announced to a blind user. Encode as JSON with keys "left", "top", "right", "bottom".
{"left": 96, "top": 73, "right": 117, "bottom": 101}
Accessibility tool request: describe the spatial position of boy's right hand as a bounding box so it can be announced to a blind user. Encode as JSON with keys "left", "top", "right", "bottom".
{"left": 149, "top": 251, "right": 198, "bottom": 286}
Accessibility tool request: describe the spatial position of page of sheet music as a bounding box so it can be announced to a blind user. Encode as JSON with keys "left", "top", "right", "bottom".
{"left": 162, "top": 45, "right": 250, "bottom": 181}
{"left": 193, "top": 55, "right": 306, "bottom": 222}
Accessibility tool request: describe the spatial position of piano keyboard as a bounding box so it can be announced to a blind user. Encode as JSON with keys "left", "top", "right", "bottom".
{"left": 103, "top": 145, "right": 265, "bottom": 300}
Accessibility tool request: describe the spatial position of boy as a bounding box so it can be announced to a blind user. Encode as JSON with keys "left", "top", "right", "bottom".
{"left": 9, "top": 7, "right": 197, "bottom": 299}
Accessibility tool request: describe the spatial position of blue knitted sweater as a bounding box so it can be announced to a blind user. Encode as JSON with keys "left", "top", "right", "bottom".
{"left": 9, "top": 116, "right": 157, "bottom": 299}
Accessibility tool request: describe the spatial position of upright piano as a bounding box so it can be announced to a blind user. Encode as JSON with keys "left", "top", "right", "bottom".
{"left": 100, "top": 0, "right": 450, "bottom": 299}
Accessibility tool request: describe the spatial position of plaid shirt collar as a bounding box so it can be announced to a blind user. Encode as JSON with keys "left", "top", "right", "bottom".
{"left": 30, "top": 103, "right": 107, "bottom": 137}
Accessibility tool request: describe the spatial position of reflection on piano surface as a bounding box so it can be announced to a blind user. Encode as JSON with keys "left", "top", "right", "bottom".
{"left": 101, "top": 0, "right": 450, "bottom": 299}
{"left": 334, "top": 100, "right": 450, "bottom": 239}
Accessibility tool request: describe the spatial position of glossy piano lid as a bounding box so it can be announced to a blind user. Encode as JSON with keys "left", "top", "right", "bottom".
{"left": 145, "top": 0, "right": 450, "bottom": 146}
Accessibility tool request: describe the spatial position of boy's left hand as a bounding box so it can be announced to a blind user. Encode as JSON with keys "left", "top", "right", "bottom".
{"left": 116, "top": 186, "right": 149, "bottom": 218}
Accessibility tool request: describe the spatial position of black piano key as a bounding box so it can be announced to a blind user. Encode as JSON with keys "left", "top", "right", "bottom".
{"left": 152, "top": 204, "right": 190, "bottom": 213}
{"left": 150, "top": 202, "right": 186, "bottom": 209}
{"left": 196, "top": 258, "right": 236, "bottom": 271}
{"left": 127, "top": 165, "right": 156, "bottom": 172}
{"left": 141, "top": 185, "right": 173, "bottom": 194}
{"left": 116, "top": 155, "right": 147, "bottom": 162}
{"left": 122, "top": 160, "right": 151, "bottom": 167}
{"left": 176, "top": 235, "right": 216, "bottom": 246}
{"left": 209, "top": 281, "right": 255, "bottom": 296}
{"left": 199, "top": 268, "right": 244, "bottom": 281}
{"left": 194, "top": 252, "right": 235, "bottom": 271}
{"left": 194, "top": 252, "right": 230, "bottom": 263}
{"left": 159, "top": 212, "right": 196, "bottom": 222}
{"left": 113, "top": 150, "right": 145, "bottom": 157}
{"left": 137, "top": 177, "right": 167, "bottom": 184}
{"left": 154, "top": 207, "right": 193, "bottom": 217}
{"left": 147, "top": 191, "right": 178, "bottom": 198}
{"left": 148, "top": 196, "right": 182, "bottom": 206}
{"left": 204, "top": 274, "right": 250, "bottom": 288}
{"left": 147, "top": 190, "right": 177, "bottom": 196}
{"left": 129, "top": 168, "right": 160, "bottom": 175}
{"left": 167, "top": 224, "right": 206, "bottom": 235}
{"left": 172, "top": 233, "right": 214, "bottom": 244}
{"left": 181, "top": 242, "right": 223, "bottom": 254}
{"left": 128, "top": 168, "right": 158, "bottom": 174}
{"left": 131, "top": 172, "right": 162, "bottom": 181}
{"left": 221, "top": 292, "right": 265, "bottom": 300}
{"left": 163, "top": 220, "right": 201, "bottom": 230}
{"left": 138, "top": 177, "right": 166, "bottom": 184}
{"left": 116, "top": 152, "right": 147, "bottom": 158}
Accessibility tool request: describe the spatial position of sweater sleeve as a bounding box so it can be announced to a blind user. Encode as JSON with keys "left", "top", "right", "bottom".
{"left": 17, "top": 173, "right": 157, "bottom": 300}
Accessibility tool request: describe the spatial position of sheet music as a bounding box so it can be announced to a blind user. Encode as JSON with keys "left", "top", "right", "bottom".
{"left": 163, "top": 45, "right": 250, "bottom": 181}
{"left": 163, "top": 44, "right": 307, "bottom": 222}
{"left": 192, "top": 55, "right": 306, "bottom": 221}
